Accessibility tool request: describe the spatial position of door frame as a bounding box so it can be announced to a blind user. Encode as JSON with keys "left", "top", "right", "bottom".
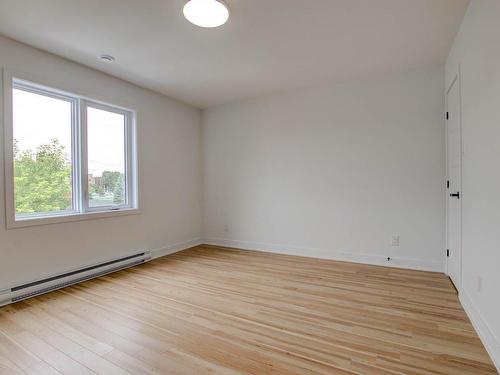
{"left": 445, "top": 66, "right": 463, "bottom": 290}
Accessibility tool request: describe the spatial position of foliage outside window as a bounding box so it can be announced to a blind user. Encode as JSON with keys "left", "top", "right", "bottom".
{"left": 14, "top": 138, "right": 73, "bottom": 214}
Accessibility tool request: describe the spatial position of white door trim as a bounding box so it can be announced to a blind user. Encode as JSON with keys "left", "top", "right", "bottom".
{"left": 445, "top": 67, "right": 463, "bottom": 290}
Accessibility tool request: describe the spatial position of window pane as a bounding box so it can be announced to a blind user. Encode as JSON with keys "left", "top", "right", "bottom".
{"left": 87, "top": 106, "right": 126, "bottom": 208}
{"left": 13, "top": 88, "right": 73, "bottom": 217}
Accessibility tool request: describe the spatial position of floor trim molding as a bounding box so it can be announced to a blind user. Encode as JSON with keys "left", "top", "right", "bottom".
{"left": 203, "top": 238, "right": 445, "bottom": 272}
{"left": 151, "top": 238, "right": 203, "bottom": 259}
{"left": 459, "top": 291, "right": 500, "bottom": 372}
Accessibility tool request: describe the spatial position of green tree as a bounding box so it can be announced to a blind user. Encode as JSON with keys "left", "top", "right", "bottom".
{"left": 89, "top": 180, "right": 104, "bottom": 196}
{"left": 14, "top": 139, "right": 72, "bottom": 214}
{"left": 102, "top": 171, "right": 121, "bottom": 192}
{"left": 113, "top": 178, "right": 124, "bottom": 204}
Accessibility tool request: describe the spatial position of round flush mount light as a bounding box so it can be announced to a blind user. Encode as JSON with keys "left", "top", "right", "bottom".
{"left": 99, "top": 54, "right": 115, "bottom": 63}
{"left": 183, "top": 0, "right": 229, "bottom": 28}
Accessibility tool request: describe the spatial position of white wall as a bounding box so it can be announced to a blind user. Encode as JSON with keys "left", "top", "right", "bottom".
{"left": 0, "top": 36, "right": 202, "bottom": 290}
{"left": 446, "top": 0, "right": 500, "bottom": 368}
{"left": 202, "top": 67, "right": 445, "bottom": 271}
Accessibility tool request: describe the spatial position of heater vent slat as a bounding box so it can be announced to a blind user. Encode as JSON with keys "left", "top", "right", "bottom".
{"left": 12, "top": 252, "right": 146, "bottom": 292}
{"left": 12, "top": 259, "right": 145, "bottom": 303}
{"left": 2, "top": 251, "right": 151, "bottom": 306}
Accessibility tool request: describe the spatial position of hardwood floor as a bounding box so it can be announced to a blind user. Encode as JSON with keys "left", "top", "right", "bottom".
{"left": 0, "top": 245, "right": 497, "bottom": 375}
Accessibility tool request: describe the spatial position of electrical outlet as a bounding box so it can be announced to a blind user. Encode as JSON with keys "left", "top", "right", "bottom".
{"left": 391, "top": 235, "right": 400, "bottom": 247}
{"left": 477, "top": 276, "right": 482, "bottom": 293}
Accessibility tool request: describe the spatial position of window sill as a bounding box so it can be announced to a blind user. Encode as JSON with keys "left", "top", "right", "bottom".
{"left": 6, "top": 208, "right": 141, "bottom": 229}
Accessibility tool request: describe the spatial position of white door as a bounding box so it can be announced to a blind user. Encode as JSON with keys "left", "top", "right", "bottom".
{"left": 446, "top": 76, "right": 462, "bottom": 290}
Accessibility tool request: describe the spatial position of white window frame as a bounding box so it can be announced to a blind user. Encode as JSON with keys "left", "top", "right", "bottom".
{"left": 3, "top": 70, "right": 139, "bottom": 228}
{"left": 81, "top": 100, "right": 136, "bottom": 213}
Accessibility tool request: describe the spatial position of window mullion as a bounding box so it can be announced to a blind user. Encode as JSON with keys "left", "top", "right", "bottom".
{"left": 71, "top": 98, "right": 80, "bottom": 214}
{"left": 79, "top": 99, "right": 89, "bottom": 213}
{"left": 125, "top": 113, "right": 132, "bottom": 207}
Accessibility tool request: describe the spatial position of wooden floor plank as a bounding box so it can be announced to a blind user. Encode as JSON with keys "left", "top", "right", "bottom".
{"left": 0, "top": 245, "right": 497, "bottom": 374}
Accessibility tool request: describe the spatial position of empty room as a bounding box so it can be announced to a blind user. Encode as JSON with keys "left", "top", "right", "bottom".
{"left": 0, "top": 0, "right": 499, "bottom": 374}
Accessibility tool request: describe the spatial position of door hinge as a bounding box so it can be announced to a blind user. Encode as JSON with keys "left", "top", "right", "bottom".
{"left": 447, "top": 249, "right": 450, "bottom": 257}
{"left": 447, "top": 180, "right": 450, "bottom": 189}
{"left": 446, "top": 112, "right": 449, "bottom": 120}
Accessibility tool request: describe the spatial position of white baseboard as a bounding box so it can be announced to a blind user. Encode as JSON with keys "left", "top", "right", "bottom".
{"left": 203, "top": 238, "right": 444, "bottom": 272}
{"left": 459, "top": 291, "right": 500, "bottom": 372}
{"left": 151, "top": 238, "right": 203, "bottom": 259}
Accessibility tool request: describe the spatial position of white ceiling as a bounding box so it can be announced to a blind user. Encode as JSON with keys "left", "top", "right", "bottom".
{"left": 0, "top": 0, "right": 469, "bottom": 108}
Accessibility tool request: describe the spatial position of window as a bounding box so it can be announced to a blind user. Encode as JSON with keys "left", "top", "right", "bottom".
{"left": 5, "top": 76, "right": 138, "bottom": 227}
{"left": 86, "top": 105, "right": 128, "bottom": 209}
{"left": 12, "top": 86, "right": 75, "bottom": 217}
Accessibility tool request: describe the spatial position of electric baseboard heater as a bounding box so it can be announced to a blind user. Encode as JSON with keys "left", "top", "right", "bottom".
{"left": 0, "top": 250, "right": 152, "bottom": 307}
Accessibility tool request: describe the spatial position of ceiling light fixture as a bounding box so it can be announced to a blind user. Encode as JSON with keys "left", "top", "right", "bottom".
{"left": 183, "top": 0, "right": 229, "bottom": 28}
{"left": 99, "top": 54, "right": 115, "bottom": 63}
